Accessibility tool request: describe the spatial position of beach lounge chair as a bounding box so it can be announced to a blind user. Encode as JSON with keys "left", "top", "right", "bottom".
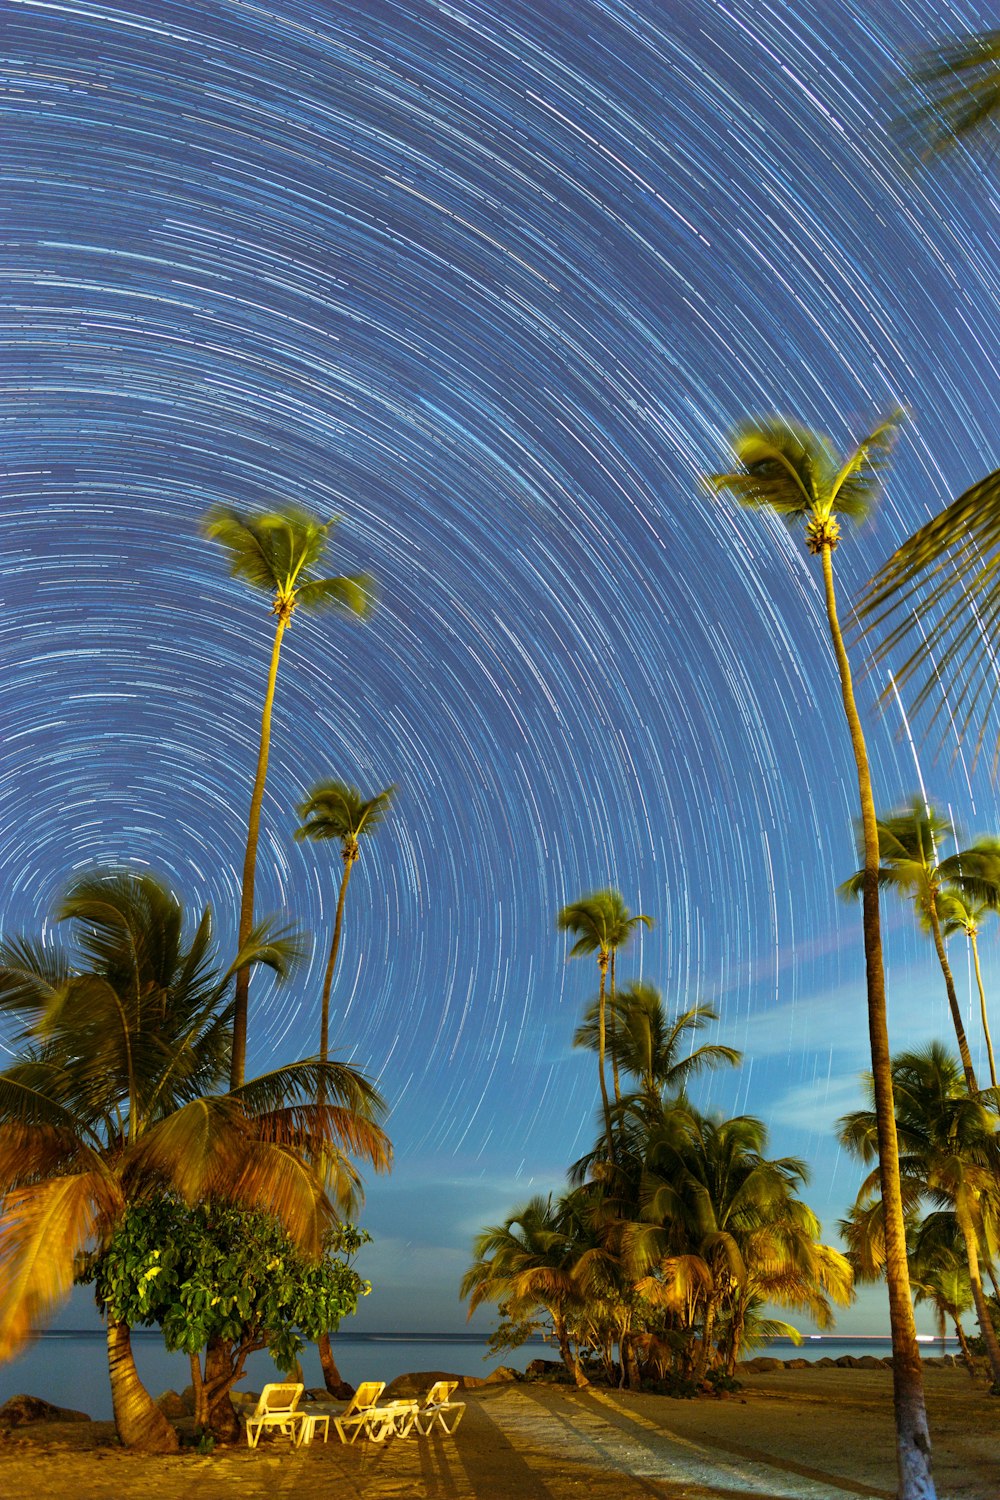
{"left": 331, "top": 1381, "right": 391, "bottom": 1444}
{"left": 412, "top": 1380, "right": 466, "bottom": 1435}
{"left": 245, "top": 1382, "right": 305, "bottom": 1447}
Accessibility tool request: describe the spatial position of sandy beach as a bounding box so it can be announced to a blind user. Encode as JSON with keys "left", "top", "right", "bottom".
{"left": 0, "top": 1366, "right": 994, "bottom": 1500}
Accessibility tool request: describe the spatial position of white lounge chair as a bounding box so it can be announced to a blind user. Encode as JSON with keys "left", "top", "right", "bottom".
{"left": 412, "top": 1380, "right": 466, "bottom": 1435}
{"left": 245, "top": 1382, "right": 305, "bottom": 1447}
{"left": 331, "top": 1381, "right": 390, "bottom": 1444}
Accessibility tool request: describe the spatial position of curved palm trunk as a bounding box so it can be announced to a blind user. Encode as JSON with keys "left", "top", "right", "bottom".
{"left": 596, "top": 952, "right": 614, "bottom": 1159}
{"left": 953, "top": 1317, "right": 977, "bottom": 1379}
{"left": 925, "top": 896, "right": 977, "bottom": 1092}
{"left": 969, "top": 932, "right": 998, "bottom": 1089}
{"left": 820, "top": 544, "right": 935, "bottom": 1499}
{"left": 231, "top": 614, "right": 289, "bottom": 1090}
{"left": 107, "top": 1318, "right": 179, "bottom": 1453}
{"left": 553, "top": 1309, "right": 589, "bottom": 1387}
{"left": 954, "top": 1201, "right": 1000, "bottom": 1388}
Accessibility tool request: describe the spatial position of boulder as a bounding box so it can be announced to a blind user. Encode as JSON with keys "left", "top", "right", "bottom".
{"left": 155, "top": 1390, "right": 190, "bottom": 1419}
{"left": 740, "top": 1357, "right": 784, "bottom": 1372}
{"left": 783, "top": 1358, "right": 810, "bottom": 1369}
{"left": 0, "top": 1395, "right": 91, "bottom": 1427}
{"left": 856, "top": 1355, "right": 884, "bottom": 1369}
{"left": 814, "top": 1357, "right": 837, "bottom": 1367}
{"left": 835, "top": 1355, "right": 860, "bottom": 1368}
{"left": 384, "top": 1370, "right": 486, "bottom": 1399}
{"left": 483, "top": 1365, "right": 521, "bottom": 1384}
{"left": 525, "top": 1358, "right": 566, "bottom": 1379}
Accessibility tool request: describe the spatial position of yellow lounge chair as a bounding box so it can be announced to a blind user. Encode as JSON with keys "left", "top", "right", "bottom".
{"left": 331, "top": 1381, "right": 390, "bottom": 1444}
{"left": 412, "top": 1380, "right": 466, "bottom": 1435}
{"left": 245, "top": 1382, "right": 306, "bottom": 1447}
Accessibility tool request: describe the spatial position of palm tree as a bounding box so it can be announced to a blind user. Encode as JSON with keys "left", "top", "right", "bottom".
{"left": 839, "top": 800, "right": 1000, "bottom": 1092}
{"left": 295, "top": 781, "right": 395, "bottom": 1077}
{"left": 840, "top": 1043, "right": 1000, "bottom": 1389}
{"left": 709, "top": 413, "right": 936, "bottom": 1499}
{"left": 0, "top": 869, "right": 390, "bottom": 1450}
{"left": 939, "top": 881, "right": 1000, "bottom": 1089}
{"left": 294, "top": 779, "right": 394, "bottom": 1395}
{"left": 461, "top": 1194, "right": 590, "bottom": 1387}
{"left": 558, "top": 891, "right": 651, "bottom": 1158}
{"left": 574, "top": 984, "right": 741, "bottom": 1109}
{"left": 893, "top": 30, "right": 1000, "bottom": 160}
{"left": 202, "top": 505, "right": 373, "bottom": 1089}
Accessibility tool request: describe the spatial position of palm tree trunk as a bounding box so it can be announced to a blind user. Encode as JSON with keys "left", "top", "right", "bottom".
{"left": 969, "top": 933, "right": 998, "bottom": 1089}
{"left": 597, "top": 953, "right": 614, "bottom": 1159}
{"left": 609, "top": 949, "right": 622, "bottom": 1104}
{"left": 231, "top": 615, "right": 288, "bottom": 1090}
{"left": 318, "top": 858, "right": 354, "bottom": 1086}
{"left": 553, "top": 1311, "right": 589, "bottom": 1387}
{"left": 953, "top": 1318, "right": 978, "bottom": 1379}
{"left": 926, "top": 896, "right": 978, "bottom": 1092}
{"left": 106, "top": 1318, "right": 179, "bottom": 1453}
{"left": 694, "top": 1293, "right": 718, "bottom": 1382}
{"left": 955, "top": 1202, "right": 1000, "bottom": 1388}
{"left": 820, "top": 544, "right": 936, "bottom": 1499}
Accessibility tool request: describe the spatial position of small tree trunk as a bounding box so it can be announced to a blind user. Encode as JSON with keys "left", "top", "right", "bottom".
{"left": 318, "top": 1330, "right": 354, "bottom": 1398}
{"left": 189, "top": 1351, "right": 209, "bottom": 1431}
{"left": 107, "top": 1319, "right": 179, "bottom": 1453}
{"left": 204, "top": 1334, "right": 241, "bottom": 1443}
{"left": 820, "top": 543, "right": 936, "bottom": 1499}
{"left": 694, "top": 1295, "right": 717, "bottom": 1382}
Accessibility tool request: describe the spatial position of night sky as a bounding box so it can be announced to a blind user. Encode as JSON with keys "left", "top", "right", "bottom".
{"left": 3, "top": 0, "right": 1000, "bottom": 1336}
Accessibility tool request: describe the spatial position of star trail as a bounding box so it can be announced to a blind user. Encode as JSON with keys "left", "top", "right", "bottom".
{"left": 3, "top": 0, "right": 1000, "bottom": 1330}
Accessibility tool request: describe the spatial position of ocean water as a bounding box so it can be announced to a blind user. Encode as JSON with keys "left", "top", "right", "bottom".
{"left": 0, "top": 1332, "right": 957, "bottom": 1421}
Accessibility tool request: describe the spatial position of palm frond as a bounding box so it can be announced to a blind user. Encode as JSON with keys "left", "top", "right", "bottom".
{"left": 295, "top": 574, "right": 374, "bottom": 618}
{"left": 859, "top": 467, "right": 1000, "bottom": 765}
{"left": 0, "top": 1172, "right": 122, "bottom": 1358}
{"left": 894, "top": 30, "right": 1000, "bottom": 158}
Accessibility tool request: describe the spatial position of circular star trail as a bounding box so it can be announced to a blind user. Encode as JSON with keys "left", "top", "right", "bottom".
{"left": 2, "top": 0, "right": 999, "bottom": 1328}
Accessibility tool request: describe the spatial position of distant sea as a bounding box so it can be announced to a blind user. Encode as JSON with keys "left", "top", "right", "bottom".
{"left": 0, "top": 1332, "right": 958, "bottom": 1421}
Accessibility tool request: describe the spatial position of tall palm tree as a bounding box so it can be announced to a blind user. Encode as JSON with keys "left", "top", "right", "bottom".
{"left": 840, "top": 1043, "right": 1000, "bottom": 1389}
{"left": 0, "top": 869, "right": 390, "bottom": 1450}
{"left": 558, "top": 892, "right": 651, "bottom": 1159}
{"left": 839, "top": 800, "right": 1000, "bottom": 1092}
{"left": 295, "top": 781, "right": 395, "bottom": 1077}
{"left": 574, "top": 985, "right": 741, "bottom": 1108}
{"left": 709, "top": 413, "right": 936, "bottom": 1499}
{"left": 202, "top": 505, "right": 373, "bottom": 1089}
{"left": 939, "top": 883, "right": 1000, "bottom": 1089}
{"left": 294, "top": 779, "right": 394, "bottom": 1395}
{"left": 460, "top": 1194, "right": 590, "bottom": 1387}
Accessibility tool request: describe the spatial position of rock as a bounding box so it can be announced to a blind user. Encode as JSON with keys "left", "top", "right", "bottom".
{"left": 835, "top": 1355, "right": 859, "bottom": 1368}
{"left": 814, "top": 1357, "right": 837, "bottom": 1367}
{"left": 483, "top": 1366, "right": 521, "bottom": 1384}
{"left": 741, "top": 1357, "right": 783, "bottom": 1373}
{"left": 784, "top": 1358, "right": 810, "bottom": 1369}
{"left": 525, "top": 1358, "right": 566, "bottom": 1379}
{"left": 383, "top": 1370, "right": 486, "bottom": 1399}
{"left": 155, "top": 1390, "right": 189, "bottom": 1419}
{"left": 856, "top": 1355, "right": 883, "bottom": 1369}
{"left": 0, "top": 1395, "right": 91, "bottom": 1427}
